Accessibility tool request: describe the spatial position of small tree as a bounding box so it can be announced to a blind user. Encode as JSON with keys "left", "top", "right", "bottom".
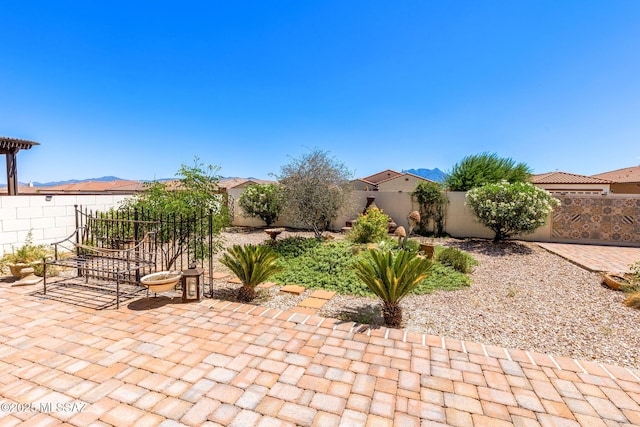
{"left": 412, "top": 181, "right": 448, "bottom": 236}
{"left": 121, "top": 157, "right": 229, "bottom": 268}
{"left": 238, "top": 183, "right": 286, "bottom": 227}
{"left": 466, "top": 181, "right": 559, "bottom": 242}
{"left": 445, "top": 152, "right": 532, "bottom": 192}
{"left": 277, "top": 149, "right": 353, "bottom": 239}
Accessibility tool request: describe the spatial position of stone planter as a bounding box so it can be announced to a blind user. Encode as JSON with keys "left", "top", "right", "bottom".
{"left": 140, "top": 271, "right": 183, "bottom": 293}
{"left": 7, "top": 261, "right": 43, "bottom": 277}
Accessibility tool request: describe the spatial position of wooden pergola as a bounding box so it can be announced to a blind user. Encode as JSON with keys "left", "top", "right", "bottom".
{"left": 0, "top": 136, "right": 40, "bottom": 196}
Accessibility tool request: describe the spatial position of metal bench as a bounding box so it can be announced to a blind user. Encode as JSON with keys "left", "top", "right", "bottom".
{"left": 43, "top": 228, "right": 157, "bottom": 308}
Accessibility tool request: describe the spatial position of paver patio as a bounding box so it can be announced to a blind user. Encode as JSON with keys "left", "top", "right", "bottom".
{"left": 538, "top": 243, "right": 640, "bottom": 274}
{"left": 1, "top": 283, "right": 640, "bottom": 426}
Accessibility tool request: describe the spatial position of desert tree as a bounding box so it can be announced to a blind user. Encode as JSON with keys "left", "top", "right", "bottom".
{"left": 120, "top": 157, "right": 229, "bottom": 268}
{"left": 276, "top": 149, "right": 353, "bottom": 239}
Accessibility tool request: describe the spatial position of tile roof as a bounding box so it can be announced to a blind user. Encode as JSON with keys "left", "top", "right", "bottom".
{"left": 375, "top": 171, "right": 435, "bottom": 185}
{"left": 532, "top": 171, "right": 613, "bottom": 184}
{"left": 217, "top": 177, "right": 275, "bottom": 190}
{"left": 44, "top": 180, "right": 144, "bottom": 193}
{"left": 592, "top": 165, "right": 640, "bottom": 183}
{"left": 361, "top": 169, "right": 403, "bottom": 184}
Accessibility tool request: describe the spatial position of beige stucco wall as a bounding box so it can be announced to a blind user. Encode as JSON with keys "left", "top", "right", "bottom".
{"left": 229, "top": 187, "right": 640, "bottom": 246}
{"left": 376, "top": 175, "right": 427, "bottom": 193}
{"left": 332, "top": 192, "right": 416, "bottom": 231}
{"left": 444, "top": 192, "right": 552, "bottom": 241}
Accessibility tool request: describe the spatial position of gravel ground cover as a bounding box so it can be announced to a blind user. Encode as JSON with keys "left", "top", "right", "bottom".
{"left": 212, "top": 228, "right": 640, "bottom": 368}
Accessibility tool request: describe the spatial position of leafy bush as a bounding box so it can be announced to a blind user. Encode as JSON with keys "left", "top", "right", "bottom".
{"left": 630, "top": 261, "right": 640, "bottom": 288}
{"left": 412, "top": 181, "right": 448, "bottom": 235}
{"left": 435, "top": 247, "right": 478, "bottom": 273}
{"left": 414, "top": 263, "right": 471, "bottom": 293}
{"left": 271, "top": 241, "right": 368, "bottom": 295}
{"left": 403, "top": 238, "right": 421, "bottom": 253}
{"left": 270, "top": 237, "right": 322, "bottom": 258}
{"left": 446, "top": 152, "right": 532, "bottom": 191}
{"left": 220, "top": 244, "right": 283, "bottom": 302}
{"left": 466, "top": 181, "right": 560, "bottom": 242}
{"left": 354, "top": 249, "right": 433, "bottom": 327}
{"left": 349, "top": 207, "right": 390, "bottom": 244}
{"left": 238, "top": 183, "right": 286, "bottom": 226}
{"left": 270, "top": 238, "right": 473, "bottom": 298}
{"left": 1, "top": 231, "right": 52, "bottom": 276}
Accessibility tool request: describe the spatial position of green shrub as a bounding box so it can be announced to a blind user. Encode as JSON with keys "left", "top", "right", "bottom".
{"left": 466, "top": 181, "right": 559, "bottom": 242}
{"left": 271, "top": 241, "right": 369, "bottom": 295}
{"left": 412, "top": 181, "right": 448, "bottom": 235}
{"left": 238, "top": 183, "right": 287, "bottom": 226}
{"left": 270, "top": 237, "right": 321, "bottom": 258}
{"left": 403, "top": 238, "right": 421, "bottom": 253}
{"left": 349, "top": 208, "right": 390, "bottom": 244}
{"left": 270, "top": 239, "right": 473, "bottom": 297}
{"left": 435, "top": 247, "right": 478, "bottom": 273}
{"left": 413, "top": 263, "right": 471, "bottom": 293}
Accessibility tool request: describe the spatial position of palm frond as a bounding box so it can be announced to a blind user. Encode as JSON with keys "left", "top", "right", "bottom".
{"left": 220, "top": 244, "right": 283, "bottom": 288}
{"left": 354, "top": 249, "right": 432, "bottom": 304}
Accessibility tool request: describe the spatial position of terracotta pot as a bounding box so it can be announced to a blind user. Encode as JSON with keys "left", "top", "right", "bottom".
{"left": 419, "top": 244, "right": 436, "bottom": 259}
{"left": 141, "top": 271, "right": 183, "bottom": 293}
{"left": 602, "top": 273, "right": 630, "bottom": 291}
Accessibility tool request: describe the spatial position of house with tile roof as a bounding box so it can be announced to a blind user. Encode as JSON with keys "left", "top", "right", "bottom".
{"left": 352, "top": 169, "right": 435, "bottom": 192}
{"left": 531, "top": 171, "right": 612, "bottom": 195}
{"left": 592, "top": 165, "right": 640, "bottom": 194}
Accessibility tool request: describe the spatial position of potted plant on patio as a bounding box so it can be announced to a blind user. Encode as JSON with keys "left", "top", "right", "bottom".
{"left": 1, "top": 231, "right": 51, "bottom": 279}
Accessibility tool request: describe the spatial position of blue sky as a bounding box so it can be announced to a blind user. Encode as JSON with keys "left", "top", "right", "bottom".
{"left": 2, "top": 1, "right": 639, "bottom": 183}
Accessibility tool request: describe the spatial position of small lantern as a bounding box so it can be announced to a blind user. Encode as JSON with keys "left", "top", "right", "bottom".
{"left": 182, "top": 263, "right": 204, "bottom": 302}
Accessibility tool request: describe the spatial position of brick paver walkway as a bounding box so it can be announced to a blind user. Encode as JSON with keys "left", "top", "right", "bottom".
{"left": 538, "top": 243, "right": 640, "bottom": 274}
{"left": 1, "top": 285, "right": 640, "bottom": 426}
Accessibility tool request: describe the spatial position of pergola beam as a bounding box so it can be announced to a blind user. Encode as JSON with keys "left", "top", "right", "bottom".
{"left": 0, "top": 137, "right": 40, "bottom": 196}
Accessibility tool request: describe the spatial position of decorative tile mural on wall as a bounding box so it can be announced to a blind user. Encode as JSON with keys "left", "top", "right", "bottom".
{"left": 551, "top": 195, "right": 640, "bottom": 243}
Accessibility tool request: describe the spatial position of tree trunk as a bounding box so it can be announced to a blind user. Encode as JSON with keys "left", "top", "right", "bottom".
{"left": 382, "top": 302, "right": 403, "bottom": 328}
{"left": 237, "top": 285, "right": 256, "bottom": 302}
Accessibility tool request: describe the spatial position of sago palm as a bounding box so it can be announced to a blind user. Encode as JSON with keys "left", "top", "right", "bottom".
{"left": 354, "top": 249, "right": 432, "bottom": 328}
{"left": 220, "top": 244, "right": 283, "bottom": 302}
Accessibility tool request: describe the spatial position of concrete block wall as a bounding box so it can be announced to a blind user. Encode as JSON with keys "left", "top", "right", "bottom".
{"left": 0, "top": 194, "right": 129, "bottom": 256}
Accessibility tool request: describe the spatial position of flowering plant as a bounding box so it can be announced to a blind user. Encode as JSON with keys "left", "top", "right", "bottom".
{"left": 466, "top": 181, "right": 559, "bottom": 242}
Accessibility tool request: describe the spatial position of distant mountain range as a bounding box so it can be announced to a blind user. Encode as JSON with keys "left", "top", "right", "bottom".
{"left": 30, "top": 176, "right": 126, "bottom": 186}
{"left": 6, "top": 176, "right": 253, "bottom": 187}
{"left": 5, "top": 171, "right": 445, "bottom": 187}
{"left": 403, "top": 168, "right": 447, "bottom": 182}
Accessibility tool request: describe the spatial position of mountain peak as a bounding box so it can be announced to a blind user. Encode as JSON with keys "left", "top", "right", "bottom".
{"left": 403, "top": 168, "right": 447, "bottom": 182}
